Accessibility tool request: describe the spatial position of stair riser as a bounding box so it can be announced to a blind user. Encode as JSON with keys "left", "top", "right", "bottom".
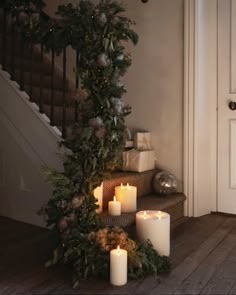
{"left": 103, "top": 170, "right": 157, "bottom": 208}
{"left": 102, "top": 196, "right": 185, "bottom": 228}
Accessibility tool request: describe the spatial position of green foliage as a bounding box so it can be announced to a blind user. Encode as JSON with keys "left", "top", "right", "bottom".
{"left": 0, "top": 0, "right": 45, "bottom": 12}
{"left": 17, "top": 0, "right": 171, "bottom": 287}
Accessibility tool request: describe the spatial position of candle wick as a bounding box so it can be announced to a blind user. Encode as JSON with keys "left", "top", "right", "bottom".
{"left": 157, "top": 211, "right": 162, "bottom": 220}
{"left": 144, "top": 211, "right": 147, "bottom": 219}
{"left": 117, "top": 245, "right": 120, "bottom": 255}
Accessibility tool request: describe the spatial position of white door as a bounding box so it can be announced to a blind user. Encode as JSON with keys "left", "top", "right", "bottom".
{"left": 218, "top": 0, "right": 236, "bottom": 214}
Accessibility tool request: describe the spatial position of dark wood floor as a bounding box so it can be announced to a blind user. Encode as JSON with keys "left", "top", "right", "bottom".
{"left": 1, "top": 214, "right": 236, "bottom": 295}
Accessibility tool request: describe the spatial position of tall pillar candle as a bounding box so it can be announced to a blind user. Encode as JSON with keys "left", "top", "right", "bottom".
{"left": 136, "top": 210, "right": 170, "bottom": 256}
{"left": 94, "top": 182, "right": 103, "bottom": 213}
{"left": 110, "top": 246, "right": 127, "bottom": 286}
{"left": 115, "top": 183, "right": 137, "bottom": 213}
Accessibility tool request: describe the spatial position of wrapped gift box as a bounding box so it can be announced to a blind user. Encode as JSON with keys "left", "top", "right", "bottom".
{"left": 125, "top": 140, "right": 134, "bottom": 148}
{"left": 123, "top": 149, "right": 156, "bottom": 172}
{"left": 134, "top": 132, "right": 152, "bottom": 150}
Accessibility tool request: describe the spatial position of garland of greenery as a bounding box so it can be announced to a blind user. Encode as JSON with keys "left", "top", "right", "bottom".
{"left": 4, "top": 0, "right": 171, "bottom": 287}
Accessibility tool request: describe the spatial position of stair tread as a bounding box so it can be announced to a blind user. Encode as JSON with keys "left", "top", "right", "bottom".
{"left": 137, "top": 192, "right": 186, "bottom": 210}
{"left": 100, "top": 192, "right": 186, "bottom": 227}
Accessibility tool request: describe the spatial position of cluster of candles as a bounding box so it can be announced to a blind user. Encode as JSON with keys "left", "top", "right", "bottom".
{"left": 94, "top": 183, "right": 137, "bottom": 216}
{"left": 94, "top": 183, "right": 170, "bottom": 286}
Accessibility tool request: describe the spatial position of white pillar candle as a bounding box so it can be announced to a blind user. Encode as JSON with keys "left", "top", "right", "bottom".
{"left": 115, "top": 183, "right": 137, "bottom": 213}
{"left": 94, "top": 182, "right": 103, "bottom": 213}
{"left": 110, "top": 246, "right": 127, "bottom": 286}
{"left": 136, "top": 210, "right": 170, "bottom": 256}
{"left": 108, "top": 196, "right": 121, "bottom": 216}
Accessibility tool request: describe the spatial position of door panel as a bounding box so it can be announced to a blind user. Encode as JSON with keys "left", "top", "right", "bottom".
{"left": 230, "top": 120, "right": 236, "bottom": 188}
{"left": 218, "top": 0, "right": 236, "bottom": 213}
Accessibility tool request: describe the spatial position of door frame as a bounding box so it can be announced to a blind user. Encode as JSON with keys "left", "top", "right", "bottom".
{"left": 184, "top": 0, "right": 218, "bottom": 216}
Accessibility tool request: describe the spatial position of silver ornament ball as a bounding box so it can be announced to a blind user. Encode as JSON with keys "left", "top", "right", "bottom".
{"left": 97, "top": 53, "right": 109, "bottom": 67}
{"left": 152, "top": 171, "right": 177, "bottom": 194}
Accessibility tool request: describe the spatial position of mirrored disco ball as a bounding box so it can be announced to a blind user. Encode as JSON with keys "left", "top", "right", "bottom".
{"left": 153, "top": 171, "right": 177, "bottom": 194}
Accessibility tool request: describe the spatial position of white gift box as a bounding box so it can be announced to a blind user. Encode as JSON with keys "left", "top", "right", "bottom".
{"left": 123, "top": 149, "right": 156, "bottom": 172}
{"left": 134, "top": 132, "right": 152, "bottom": 150}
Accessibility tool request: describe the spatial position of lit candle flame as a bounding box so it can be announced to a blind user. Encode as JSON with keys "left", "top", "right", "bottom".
{"left": 143, "top": 211, "right": 147, "bottom": 219}
{"left": 157, "top": 211, "right": 162, "bottom": 220}
{"left": 113, "top": 196, "right": 116, "bottom": 202}
{"left": 121, "top": 183, "right": 124, "bottom": 189}
{"left": 117, "top": 245, "right": 120, "bottom": 255}
{"left": 127, "top": 183, "right": 130, "bottom": 189}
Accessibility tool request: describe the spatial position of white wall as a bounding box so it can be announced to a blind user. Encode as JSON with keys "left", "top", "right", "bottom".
{"left": 123, "top": 0, "right": 184, "bottom": 185}
{"left": 0, "top": 70, "right": 63, "bottom": 226}
{"left": 44, "top": 0, "right": 184, "bottom": 185}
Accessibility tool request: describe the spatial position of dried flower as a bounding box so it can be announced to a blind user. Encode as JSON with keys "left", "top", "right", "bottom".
{"left": 98, "top": 13, "right": 107, "bottom": 25}
{"left": 72, "top": 88, "right": 88, "bottom": 102}
{"left": 111, "top": 97, "right": 124, "bottom": 114}
{"left": 97, "top": 53, "right": 110, "bottom": 67}
{"left": 66, "top": 213, "right": 76, "bottom": 223}
{"left": 89, "top": 117, "right": 104, "bottom": 129}
{"left": 95, "top": 127, "right": 106, "bottom": 139}
{"left": 72, "top": 195, "right": 85, "bottom": 209}
{"left": 58, "top": 218, "right": 68, "bottom": 232}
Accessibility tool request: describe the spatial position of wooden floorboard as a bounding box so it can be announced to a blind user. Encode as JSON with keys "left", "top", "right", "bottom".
{"left": 1, "top": 214, "right": 236, "bottom": 294}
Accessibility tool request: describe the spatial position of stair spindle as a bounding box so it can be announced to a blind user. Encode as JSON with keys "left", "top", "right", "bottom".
{"left": 75, "top": 50, "right": 80, "bottom": 89}
{"left": 39, "top": 43, "right": 44, "bottom": 113}
{"left": 2, "top": 9, "right": 7, "bottom": 70}
{"left": 10, "top": 13, "right": 15, "bottom": 80}
{"left": 29, "top": 42, "right": 34, "bottom": 100}
{"left": 50, "top": 48, "right": 55, "bottom": 126}
{"left": 74, "top": 49, "right": 80, "bottom": 123}
{"left": 19, "top": 33, "right": 25, "bottom": 91}
{"left": 62, "top": 47, "right": 67, "bottom": 138}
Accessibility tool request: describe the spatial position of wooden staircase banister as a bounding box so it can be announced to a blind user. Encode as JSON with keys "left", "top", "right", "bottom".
{"left": 0, "top": 2, "right": 79, "bottom": 139}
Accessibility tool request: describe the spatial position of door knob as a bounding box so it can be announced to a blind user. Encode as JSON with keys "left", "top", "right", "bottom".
{"left": 229, "top": 101, "right": 236, "bottom": 110}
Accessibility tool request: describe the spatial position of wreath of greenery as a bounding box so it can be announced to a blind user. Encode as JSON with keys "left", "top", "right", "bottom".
{"left": 2, "top": 0, "right": 171, "bottom": 287}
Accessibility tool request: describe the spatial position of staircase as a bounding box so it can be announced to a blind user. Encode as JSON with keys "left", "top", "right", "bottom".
{"left": 0, "top": 7, "right": 187, "bottom": 229}
{"left": 102, "top": 169, "right": 186, "bottom": 229}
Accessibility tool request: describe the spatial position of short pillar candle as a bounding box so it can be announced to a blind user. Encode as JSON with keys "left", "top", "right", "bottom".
{"left": 115, "top": 183, "right": 137, "bottom": 213}
{"left": 136, "top": 210, "right": 170, "bottom": 256}
{"left": 108, "top": 196, "right": 121, "bottom": 216}
{"left": 110, "top": 246, "right": 127, "bottom": 286}
{"left": 94, "top": 182, "right": 103, "bottom": 213}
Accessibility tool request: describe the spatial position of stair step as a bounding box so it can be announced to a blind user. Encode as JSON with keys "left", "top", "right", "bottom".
{"left": 103, "top": 169, "right": 159, "bottom": 208}
{"left": 100, "top": 193, "right": 186, "bottom": 228}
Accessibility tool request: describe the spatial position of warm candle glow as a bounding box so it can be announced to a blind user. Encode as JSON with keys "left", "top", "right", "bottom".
{"left": 108, "top": 196, "right": 121, "bottom": 216}
{"left": 157, "top": 211, "right": 162, "bottom": 220}
{"left": 117, "top": 245, "right": 120, "bottom": 256}
{"left": 115, "top": 183, "right": 137, "bottom": 213}
{"left": 136, "top": 210, "right": 170, "bottom": 256}
{"left": 110, "top": 245, "right": 127, "bottom": 286}
{"left": 143, "top": 210, "right": 147, "bottom": 219}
